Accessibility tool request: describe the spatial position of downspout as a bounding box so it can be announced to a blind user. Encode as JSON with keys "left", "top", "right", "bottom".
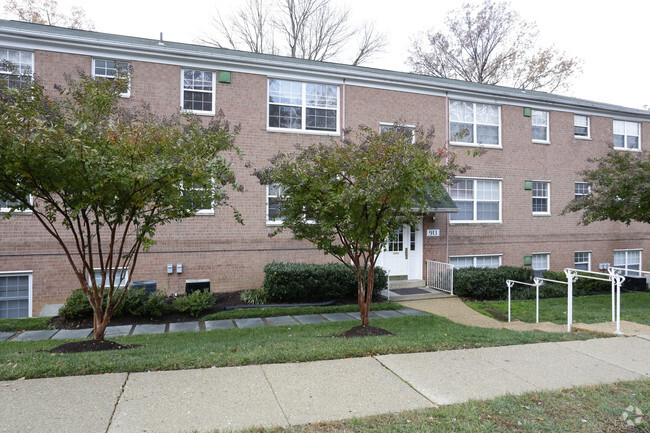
{"left": 341, "top": 78, "right": 346, "bottom": 138}
{"left": 445, "top": 91, "right": 450, "bottom": 263}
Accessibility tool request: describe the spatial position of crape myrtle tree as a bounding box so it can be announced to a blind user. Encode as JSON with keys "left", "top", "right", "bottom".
{"left": 256, "top": 125, "right": 456, "bottom": 326}
{"left": 563, "top": 151, "right": 650, "bottom": 225}
{"left": 0, "top": 70, "right": 242, "bottom": 340}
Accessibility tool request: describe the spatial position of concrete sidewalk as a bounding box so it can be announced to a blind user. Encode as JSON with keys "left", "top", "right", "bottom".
{"left": 1, "top": 336, "right": 649, "bottom": 433}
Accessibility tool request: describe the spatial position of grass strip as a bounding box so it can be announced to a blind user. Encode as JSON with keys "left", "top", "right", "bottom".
{"left": 466, "top": 292, "right": 650, "bottom": 326}
{"left": 0, "top": 315, "right": 595, "bottom": 380}
{"left": 201, "top": 301, "right": 401, "bottom": 320}
{"left": 232, "top": 379, "right": 650, "bottom": 433}
{"left": 0, "top": 317, "right": 53, "bottom": 332}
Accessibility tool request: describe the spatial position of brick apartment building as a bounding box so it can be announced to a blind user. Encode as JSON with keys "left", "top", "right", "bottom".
{"left": 1, "top": 19, "right": 649, "bottom": 318}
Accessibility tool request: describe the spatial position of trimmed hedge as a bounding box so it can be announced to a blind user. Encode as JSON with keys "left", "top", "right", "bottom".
{"left": 262, "top": 262, "right": 387, "bottom": 303}
{"left": 172, "top": 290, "right": 215, "bottom": 317}
{"left": 453, "top": 266, "right": 534, "bottom": 300}
{"left": 453, "top": 266, "right": 619, "bottom": 301}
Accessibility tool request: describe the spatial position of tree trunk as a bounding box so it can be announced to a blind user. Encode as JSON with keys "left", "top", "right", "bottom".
{"left": 92, "top": 309, "right": 107, "bottom": 340}
{"left": 356, "top": 264, "right": 375, "bottom": 327}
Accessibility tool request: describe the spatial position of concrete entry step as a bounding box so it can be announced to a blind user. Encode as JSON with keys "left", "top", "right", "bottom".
{"left": 388, "top": 279, "right": 426, "bottom": 290}
{"left": 381, "top": 286, "right": 454, "bottom": 301}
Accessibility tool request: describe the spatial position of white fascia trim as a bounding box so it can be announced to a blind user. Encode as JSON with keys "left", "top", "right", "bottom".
{"left": 0, "top": 270, "right": 33, "bottom": 275}
{"left": 532, "top": 252, "right": 552, "bottom": 255}
{"left": 613, "top": 248, "right": 643, "bottom": 252}
{"left": 454, "top": 176, "right": 504, "bottom": 181}
{"left": 3, "top": 26, "right": 650, "bottom": 121}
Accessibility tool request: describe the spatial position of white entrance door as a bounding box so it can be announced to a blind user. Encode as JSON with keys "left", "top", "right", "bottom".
{"left": 378, "top": 220, "right": 423, "bottom": 279}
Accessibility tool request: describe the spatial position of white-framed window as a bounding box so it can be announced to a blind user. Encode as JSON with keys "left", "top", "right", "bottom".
{"left": 266, "top": 183, "right": 285, "bottom": 224}
{"left": 574, "top": 115, "right": 590, "bottom": 139}
{"left": 450, "top": 178, "right": 501, "bottom": 223}
{"left": 92, "top": 58, "right": 130, "bottom": 97}
{"left": 532, "top": 181, "right": 550, "bottom": 215}
{"left": 91, "top": 268, "right": 128, "bottom": 288}
{"left": 379, "top": 123, "right": 415, "bottom": 143}
{"left": 449, "top": 100, "right": 501, "bottom": 147}
{"left": 574, "top": 251, "right": 591, "bottom": 271}
{"left": 449, "top": 254, "right": 502, "bottom": 269}
{"left": 182, "top": 69, "right": 215, "bottom": 115}
{"left": 574, "top": 182, "right": 590, "bottom": 199}
{"left": 532, "top": 253, "right": 550, "bottom": 278}
{"left": 0, "top": 194, "right": 33, "bottom": 214}
{"left": 182, "top": 182, "right": 214, "bottom": 215}
{"left": 614, "top": 249, "right": 642, "bottom": 276}
{"left": 613, "top": 120, "right": 640, "bottom": 150}
{"left": 268, "top": 79, "right": 339, "bottom": 134}
{"left": 0, "top": 271, "right": 32, "bottom": 319}
{"left": 531, "top": 110, "right": 549, "bottom": 143}
{"left": 0, "top": 48, "right": 33, "bottom": 88}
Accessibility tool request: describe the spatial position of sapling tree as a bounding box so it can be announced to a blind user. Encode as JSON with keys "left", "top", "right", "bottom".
{"left": 0, "top": 70, "right": 242, "bottom": 340}
{"left": 257, "top": 125, "right": 456, "bottom": 326}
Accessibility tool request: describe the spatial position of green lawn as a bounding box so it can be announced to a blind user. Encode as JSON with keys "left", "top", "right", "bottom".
{"left": 0, "top": 315, "right": 595, "bottom": 380}
{"left": 466, "top": 292, "right": 650, "bottom": 326}
{"left": 235, "top": 379, "right": 650, "bottom": 433}
{"left": 0, "top": 317, "right": 53, "bottom": 332}
{"left": 202, "top": 301, "right": 401, "bottom": 320}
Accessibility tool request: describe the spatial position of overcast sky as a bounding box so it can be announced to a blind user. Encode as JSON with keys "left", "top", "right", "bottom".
{"left": 5, "top": 0, "right": 649, "bottom": 109}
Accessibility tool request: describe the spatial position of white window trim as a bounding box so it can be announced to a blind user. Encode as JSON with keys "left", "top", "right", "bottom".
{"left": 574, "top": 114, "right": 591, "bottom": 140}
{"left": 0, "top": 48, "right": 34, "bottom": 85}
{"left": 574, "top": 182, "right": 590, "bottom": 200}
{"left": 266, "top": 184, "right": 284, "bottom": 226}
{"left": 531, "top": 253, "right": 550, "bottom": 271}
{"left": 379, "top": 122, "right": 416, "bottom": 143}
{"left": 532, "top": 181, "right": 551, "bottom": 216}
{"left": 574, "top": 251, "right": 591, "bottom": 272}
{"left": 0, "top": 195, "right": 33, "bottom": 214}
{"left": 91, "top": 58, "right": 131, "bottom": 98}
{"left": 613, "top": 120, "right": 642, "bottom": 152}
{"left": 266, "top": 79, "right": 341, "bottom": 136}
{"left": 180, "top": 69, "right": 216, "bottom": 116}
{"left": 90, "top": 267, "right": 129, "bottom": 288}
{"left": 449, "top": 177, "right": 502, "bottom": 224}
{"left": 0, "top": 270, "right": 33, "bottom": 318}
{"left": 531, "top": 110, "right": 550, "bottom": 144}
{"left": 449, "top": 101, "right": 502, "bottom": 148}
{"left": 613, "top": 248, "right": 643, "bottom": 274}
{"left": 449, "top": 254, "right": 503, "bottom": 268}
{"left": 180, "top": 181, "right": 215, "bottom": 216}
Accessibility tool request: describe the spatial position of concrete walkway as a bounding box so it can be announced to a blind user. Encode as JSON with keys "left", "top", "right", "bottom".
{"left": 399, "top": 297, "right": 650, "bottom": 336}
{"left": 1, "top": 336, "right": 649, "bottom": 433}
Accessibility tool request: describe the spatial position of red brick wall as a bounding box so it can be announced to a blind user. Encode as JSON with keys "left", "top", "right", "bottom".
{"left": 1, "top": 49, "right": 649, "bottom": 316}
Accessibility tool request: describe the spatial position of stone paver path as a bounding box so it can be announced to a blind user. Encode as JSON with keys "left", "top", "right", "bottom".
{"left": 2, "top": 308, "right": 424, "bottom": 341}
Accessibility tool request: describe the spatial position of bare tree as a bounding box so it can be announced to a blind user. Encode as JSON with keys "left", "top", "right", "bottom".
{"left": 408, "top": 0, "right": 580, "bottom": 93}
{"left": 202, "top": 0, "right": 386, "bottom": 65}
{"left": 3, "top": 0, "right": 94, "bottom": 30}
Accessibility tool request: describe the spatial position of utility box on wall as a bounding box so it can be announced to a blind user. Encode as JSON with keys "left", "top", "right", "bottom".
{"left": 523, "top": 256, "right": 532, "bottom": 266}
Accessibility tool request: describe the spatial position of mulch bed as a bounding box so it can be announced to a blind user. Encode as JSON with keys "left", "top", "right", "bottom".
{"left": 48, "top": 339, "right": 138, "bottom": 353}
{"left": 338, "top": 325, "right": 393, "bottom": 338}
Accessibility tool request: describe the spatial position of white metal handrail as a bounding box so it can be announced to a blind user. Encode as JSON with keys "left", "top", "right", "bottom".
{"left": 505, "top": 279, "right": 537, "bottom": 323}
{"left": 564, "top": 268, "right": 625, "bottom": 334}
{"left": 426, "top": 260, "right": 454, "bottom": 294}
{"left": 533, "top": 277, "right": 568, "bottom": 324}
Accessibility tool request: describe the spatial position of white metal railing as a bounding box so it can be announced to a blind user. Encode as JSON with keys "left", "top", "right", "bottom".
{"left": 564, "top": 268, "right": 625, "bottom": 334}
{"left": 426, "top": 260, "right": 454, "bottom": 294}
{"left": 506, "top": 269, "right": 631, "bottom": 334}
{"left": 505, "top": 279, "right": 537, "bottom": 323}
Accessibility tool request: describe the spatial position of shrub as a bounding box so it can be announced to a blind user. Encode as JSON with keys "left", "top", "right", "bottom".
{"left": 262, "top": 262, "right": 387, "bottom": 303}
{"left": 173, "top": 290, "right": 215, "bottom": 317}
{"left": 240, "top": 288, "right": 268, "bottom": 305}
{"left": 122, "top": 288, "right": 170, "bottom": 318}
{"left": 59, "top": 289, "right": 94, "bottom": 320}
{"left": 453, "top": 266, "right": 534, "bottom": 300}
